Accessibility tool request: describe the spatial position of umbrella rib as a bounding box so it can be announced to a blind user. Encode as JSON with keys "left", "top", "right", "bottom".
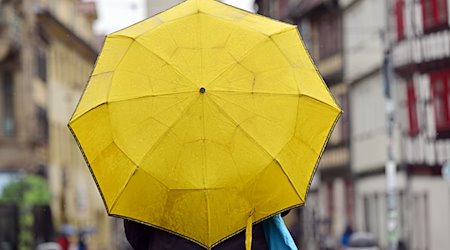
{"left": 269, "top": 28, "right": 341, "bottom": 111}
{"left": 199, "top": 13, "right": 204, "bottom": 90}
{"left": 200, "top": 11, "right": 292, "bottom": 39}
{"left": 207, "top": 92, "right": 281, "bottom": 126}
{"left": 132, "top": 39, "right": 198, "bottom": 88}
{"left": 303, "top": 111, "right": 342, "bottom": 204}
{"left": 70, "top": 92, "right": 193, "bottom": 128}
{"left": 209, "top": 90, "right": 299, "bottom": 96}
{"left": 208, "top": 92, "right": 341, "bottom": 115}
{"left": 205, "top": 95, "right": 276, "bottom": 160}
{"left": 268, "top": 27, "right": 302, "bottom": 68}
{"left": 201, "top": 92, "right": 212, "bottom": 246}
{"left": 91, "top": 35, "right": 134, "bottom": 77}
{"left": 271, "top": 159, "right": 305, "bottom": 203}
{"left": 206, "top": 43, "right": 293, "bottom": 91}
{"left": 107, "top": 142, "right": 172, "bottom": 213}
{"left": 201, "top": 96, "right": 207, "bottom": 187}
{"left": 223, "top": 138, "right": 246, "bottom": 187}
{"left": 201, "top": 94, "right": 211, "bottom": 245}
{"left": 109, "top": 94, "right": 195, "bottom": 154}
{"left": 137, "top": 95, "right": 201, "bottom": 166}
{"left": 109, "top": 166, "right": 138, "bottom": 213}
{"left": 70, "top": 70, "right": 115, "bottom": 122}
{"left": 131, "top": 12, "right": 200, "bottom": 40}
{"left": 107, "top": 91, "right": 194, "bottom": 103}
{"left": 230, "top": 37, "right": 270, "bottom": 63}
{"left": 69, "top": 103, "right": 107, "bottom": 124}
{"left": 91, "top": 70, "right": 114, "bottom": 77}
{"left": 269, "top": 26, "right": 298, "bottom": 37}
{"left": 204, "top": 190, "right": 211, "bottom": 247}
{"left": 195, "top": 21, "right": 269, "bottom": 76}
{"left": 301, "top": 94, "right": 341, "bottom": 113}
{"left": 204, "top": 62, "right": 240, "bottom": 89}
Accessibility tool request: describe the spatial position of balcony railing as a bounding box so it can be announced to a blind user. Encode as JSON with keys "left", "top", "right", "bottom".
{"left": 393, "top": 29, "right": 450, "bottom": 71}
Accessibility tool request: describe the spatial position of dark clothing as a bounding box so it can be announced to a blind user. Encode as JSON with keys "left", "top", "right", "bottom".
{"left": 124, "top": 220, "right": 268, "bottom": 250}
{"left": 78, "top": 240, "right": 87, "bottom": 250}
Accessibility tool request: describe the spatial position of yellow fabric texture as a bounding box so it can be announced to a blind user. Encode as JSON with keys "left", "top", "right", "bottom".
{"left": 68, "top": 0, "right": 341, "bottom": 248}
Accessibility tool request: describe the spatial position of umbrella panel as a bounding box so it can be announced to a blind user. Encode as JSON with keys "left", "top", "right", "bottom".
{"left": 69, "top": 0, "right": 341, "bottom": 248}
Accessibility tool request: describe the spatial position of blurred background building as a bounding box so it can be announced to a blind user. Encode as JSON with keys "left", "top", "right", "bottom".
{"left": 0, "top": 0, "right": 124, "bottom": 249}
{"left": 146, "top": 0, "right": 183, "bottom": 16}
{"left": 289, "top": 1, "right": 351, "bottom": 249}
{"left": 1, "top": 0, "right": 450, "bottom": 250}
{"left": 391, "top": 0, "right": 450, "bottom": 248}
{"left": 258, "top": 0, "right": 450, "bottom": 250}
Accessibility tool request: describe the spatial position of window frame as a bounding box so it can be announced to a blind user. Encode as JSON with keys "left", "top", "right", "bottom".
{"left": 395, "top": 0, "right": 405, "bottom": 40}
{"left": 406, "top": 79, "right": 419, "bottom": 136}
{"left": 430, "top": 70, "right": 450, "bottom": 135}
{"left": 35, "top": 47, "right": 47, "bottom": 82}
{"left": 1, "top": 71, "right": 16, "bottom": 138}
{"left": 316, "top": 12, "right": 342, "bottom": 60}
{"left": 421, "top": 0, "right": 449, "bottom": 33}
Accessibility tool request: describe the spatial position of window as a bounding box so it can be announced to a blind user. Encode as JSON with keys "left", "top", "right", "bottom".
{"left": 345, "top": 180, "right": 354, "bottom": 222}
{"left": 330, "top": 92, "right": 350, "bottom": 144}
{"left": 1, "top": 71, "right": 15, "bottom": 137}
{"left": 278, "top": 0, "right": 288, "bottom": 20}
{"left": 300, "top": 20, "right": 312, "bottom": 53}
{"left": 339, "top": 93, "right": 350, "bottom": 143}
{"left": 421, "top": 0, "right": 448, "bottom": 32}
{"left": 395, "top": 0, "right": 405, "bottom": 40}
{"left": 406, "top": 80, "right": 419, "bottom": 135}
{"left": 363, "top": 194, "right": 380, "bottom": 235}
{"left": 412, "top": 192, "right": 430, "bottom": 249}
{"left": 397, "top": 191, "right": 408, "bottom": 243}
{"left": 430, "top": 70, "right": 450, "bottom": 135}
{"left": 35, "top": 48, "right": 47, "bottom": 82}
{"left": 255, "top": 0, "right": 269, "bottom": 16}
{"left": 36, "top": 107, "right": 48, "bottom": 144}
{"left": 317, "top": 13, "right": 342, "bottom": 59}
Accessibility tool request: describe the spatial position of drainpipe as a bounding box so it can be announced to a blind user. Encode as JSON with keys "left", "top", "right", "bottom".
{"left": 382, "top": 1, "right": 398, "bottom": 247}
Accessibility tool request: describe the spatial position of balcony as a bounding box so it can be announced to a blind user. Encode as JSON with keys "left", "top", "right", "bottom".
{"left": 0, "top": 4, "right": 23, "bottom": 59}
{"left": 393, "top": 29, "right": 450, "bottom": 75}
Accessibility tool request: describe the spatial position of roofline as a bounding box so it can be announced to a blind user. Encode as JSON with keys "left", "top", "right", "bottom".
{"left": 36, "top": 9, "right": 98, "bottom": 62}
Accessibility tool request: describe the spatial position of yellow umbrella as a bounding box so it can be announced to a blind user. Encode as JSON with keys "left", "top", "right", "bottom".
{"left": 68, "top": 0, "right": 341, "bottom": 248}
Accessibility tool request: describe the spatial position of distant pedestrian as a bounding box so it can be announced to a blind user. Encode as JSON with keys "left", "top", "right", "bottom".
{"left": 397, "top": 240, "right": 406, "bottom": 250}
{"left": 56, "top": 234, "right": 70, "bottom": 250}
{"left": 77, "top": 233, "right": 87, "bottom": 250}
{"left": 57, "top": 225, "right": 75, "bottom": 250}
{"left": 340, "top": 225, "right": 353, "bottom": 249}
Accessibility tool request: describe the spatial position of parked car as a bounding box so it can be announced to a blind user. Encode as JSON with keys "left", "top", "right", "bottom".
{"left": 36, "top": 242, "right": 61, "bottom": 250}
{"left": 347, "top": 232, "right": 380, "bottom": 250}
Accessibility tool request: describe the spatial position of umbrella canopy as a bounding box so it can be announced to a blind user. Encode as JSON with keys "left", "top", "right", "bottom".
{"left": 68, "top": 0, "right": 341, "bottom": 248}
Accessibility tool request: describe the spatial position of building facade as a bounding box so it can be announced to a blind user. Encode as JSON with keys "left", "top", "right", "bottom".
{"left": 146, "top": 0, "right": 255, "bottom": 17}
{"left": 116, "top": 0, "right": 450, "bottom": 249}
{"left": 341, "top": 0, "right": 409, "bottom": 248}
{"left": 392, "top": 0, "right": 450, "bottom": 249}
{"left": 256, "top": 0, "right": 291, "bottom": 20}
{"left": 0, "top": 0, "right": 48, "bottom": 177}
{"left": 35, "top": 0, "right": 122, "bottom": 249}
{"left": 0, "top": 0, "right": 52, "bottom": 248}
{"left": 1, "top": 0, "right": 123, "bottom": 249}
{"left": 288, "top": 1, "right": 352, "bottom": 249}
{"left": 146, "top": 0, "right": 184, "bottom": 17}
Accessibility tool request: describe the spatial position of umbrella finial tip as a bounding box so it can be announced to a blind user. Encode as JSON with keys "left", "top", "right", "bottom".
{"left": 199, "top": 87, "right": 206, "bottom": 93}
